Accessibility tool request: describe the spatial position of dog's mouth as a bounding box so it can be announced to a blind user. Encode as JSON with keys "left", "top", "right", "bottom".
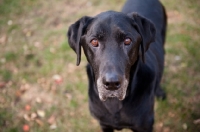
{"left": 97, "top": 79, "right": 128, "bottom": 101}
{"left": 99, "top": 92, "right": 126, "bottom": 101}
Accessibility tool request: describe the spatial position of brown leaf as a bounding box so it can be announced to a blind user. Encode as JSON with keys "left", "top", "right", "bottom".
{"left": 65, "top": 91, "right": 72, "bottom": 100}
{"left": 15, "top": 90, "right": 22, "bottom": 97}
{"left": 194, "top": 119, "right": 200, "bottom": 124}
{"left": 20, "top": 84, "right": 30, "bottom": 93}
{"left": 0, "top": 82, "right": 6, "bottom": 89}
{"left": 23, "top": 114, "right": 31, "bottom": 122}
{"left": 25, "top": 105, "right": 31, "bottom": 111}
{"left": 0, "top": 35, "right": 7, "bottom": 44}
{"left": 36, "top": 97, "right": 42, "bottom": 103}
{"left": 35, "top": 119, "right": 44, "bottom": 126}
{"left": 31, "top": 113, "right": 37, "bottom": 120}
{"left": 48, "top": 114, "right": 56, "bottom": 125}
{"left": 23, "top": 124, "right": 30, "bottom": 132}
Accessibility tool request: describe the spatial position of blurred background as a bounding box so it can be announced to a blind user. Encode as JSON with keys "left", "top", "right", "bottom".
{"left": 0, "top": 0, "right": 200, "bottom": 131}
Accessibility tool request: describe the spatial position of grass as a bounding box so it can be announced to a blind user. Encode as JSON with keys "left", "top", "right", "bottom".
{"left": 0, "top": 0, "right": 200, "bottom": 131}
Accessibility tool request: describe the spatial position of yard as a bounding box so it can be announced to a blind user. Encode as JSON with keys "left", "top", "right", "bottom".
{"left": 0, "top": 0, "right": 200, "bottom": 131}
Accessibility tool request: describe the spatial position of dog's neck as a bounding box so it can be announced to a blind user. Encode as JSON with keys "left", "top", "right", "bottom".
{"left": 103, "top": 98, "right": 123, "bottom": 114}
{"left": 126, "top": 57, "right": 141, "bottom": 96}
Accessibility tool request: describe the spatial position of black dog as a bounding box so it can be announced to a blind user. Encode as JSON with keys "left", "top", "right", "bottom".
{"left": 67, "top": 0, "right": 167, "bottom": 131}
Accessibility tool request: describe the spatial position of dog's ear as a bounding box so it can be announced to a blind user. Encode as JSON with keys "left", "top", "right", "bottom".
{"left": 67, "top": 16, "right": 93, "bottom": 66}
{"left": 127, "top": 12, "right": 156, "bottom": 62}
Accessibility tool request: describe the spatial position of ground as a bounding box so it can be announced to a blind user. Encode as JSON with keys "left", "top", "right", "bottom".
{"left": 0, "top": 0, "right": 200, "bottom": 132}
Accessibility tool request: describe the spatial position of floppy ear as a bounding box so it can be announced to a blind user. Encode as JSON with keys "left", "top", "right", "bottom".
{"left": 67, "top": 16, "right": 92, "bottom": 66}
{"left": 127, "top": 12, "right": 156, "bottom": 62}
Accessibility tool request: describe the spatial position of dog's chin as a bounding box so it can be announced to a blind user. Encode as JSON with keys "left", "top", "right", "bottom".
{"left": 97, "top": 79, "right": 128, "bottom": 102}
{"left": 99, "top": 93, "right": 126, "bottom": 101}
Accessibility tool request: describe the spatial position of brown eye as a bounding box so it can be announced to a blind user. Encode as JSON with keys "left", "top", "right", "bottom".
{"left": 90, "top": 39, "right": 99, "bottom": 47}
{"left": 124, "top": 38, "right": 132, "bottom": 45}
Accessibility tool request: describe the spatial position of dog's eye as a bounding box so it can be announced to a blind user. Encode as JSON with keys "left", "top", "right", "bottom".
{"left": 124, "top": 38, "right": 132, "bottom": 45}
{"left": 90, "top": 39, "right": 99, "bottom": 47}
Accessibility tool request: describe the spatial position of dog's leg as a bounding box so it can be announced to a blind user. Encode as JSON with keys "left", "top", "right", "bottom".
{"left": 155, "top": 85, "right": 166, "bottom": 100}
{"left": 131, "top": 128, "right": 152, "bottom": 132}
{"left": 101, "top": 128, "right": 114, "bottom": 132}
{"left": 100, "top": 124, "right": 114, "bottom": 132}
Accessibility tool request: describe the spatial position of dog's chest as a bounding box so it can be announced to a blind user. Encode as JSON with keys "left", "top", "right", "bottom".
{"left": 103, "top": 108, "right": 133, "bottom": 128}
{"left": 102, "top": 99, "right": 133, "bottom": 127}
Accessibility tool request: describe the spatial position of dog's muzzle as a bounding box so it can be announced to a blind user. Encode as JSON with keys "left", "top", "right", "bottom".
{"left": 97, "top": 77, "right": 128, "bottom": 101}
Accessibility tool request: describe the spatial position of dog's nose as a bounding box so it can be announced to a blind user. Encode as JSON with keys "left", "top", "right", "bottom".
{"left": 102, "top": 73, "right": 122, "bottom": 90}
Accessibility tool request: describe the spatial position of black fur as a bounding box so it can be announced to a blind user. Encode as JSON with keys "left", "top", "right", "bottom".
{"left": 67, "top": 0, "right": 167, "bottom": 131}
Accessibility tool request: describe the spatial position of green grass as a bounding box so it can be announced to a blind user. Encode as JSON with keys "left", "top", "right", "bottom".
{"left": 0, "top": 0, "right": 200, "bottom": 131}
{"left": 0, "top": 70, "right": 12, "bottom": 81}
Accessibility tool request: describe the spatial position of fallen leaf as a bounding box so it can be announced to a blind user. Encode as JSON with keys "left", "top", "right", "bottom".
{"left": 194, "top": 119, "right": 200, "bottom": 124}
{"left": 15, "top": 90, "right": 22, "bottom": 97}
{"left": 52, "top": 74, "right": 63, "bottom": 84}
{"left": 37, "top": 110, "right": 45, "bottom": 118}
{"left": 65, "top": 92, "right": 72, "bottom": 100}
{"left": 50, "top": 123, "right": 57, "bottom": 130}
{"left": 0, "top": 35, "right": 7, "bottom": 44}
{"left": 25, "top": 105, "right": 31, "bottom": 111}
{"left": 23, "top": 114, "right": 31, "bottom": 122}
{"left": 23, "top": 124, "right": 30, "bottom": 132}
{"left": 7, "top": 20, "right": 13, "bottom": 25}
{"left": 182, "top": 123, "right": 187, "bottom": 130}
{"left": 48, "top": 114, "right": 56, "bottom": 125}
{"left": 0, "top": 82, "right": 6, "bottom": 89}
{"left": 20, "top": 84, "right": 30, "bottom": 92}
{"left": 31, "top": 113, "right": 37, "bottom": 120}
{"left": 34, "top": 42, "right": 41, "bottom": 48}
{"left": 35, "top": 119, "right": 44, "bottom": 126}
{"left": 36, "top": 97, "right": 42, "bottom": 103}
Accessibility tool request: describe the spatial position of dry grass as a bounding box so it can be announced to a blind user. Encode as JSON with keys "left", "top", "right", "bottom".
{"left": 0, "top": 0, "right": 200, "bottom": 131}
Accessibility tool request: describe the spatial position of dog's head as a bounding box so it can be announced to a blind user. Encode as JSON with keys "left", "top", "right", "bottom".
{"left": 67, "top": 11, "right": 155, "bottom": 101}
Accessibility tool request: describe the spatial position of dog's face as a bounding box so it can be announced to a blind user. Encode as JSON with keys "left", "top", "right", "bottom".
{"left": 81, "top": 12, "right": 142, "bottom": 101}
{"left": 67, "top": 11, "right": 155, "bottom": 101}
